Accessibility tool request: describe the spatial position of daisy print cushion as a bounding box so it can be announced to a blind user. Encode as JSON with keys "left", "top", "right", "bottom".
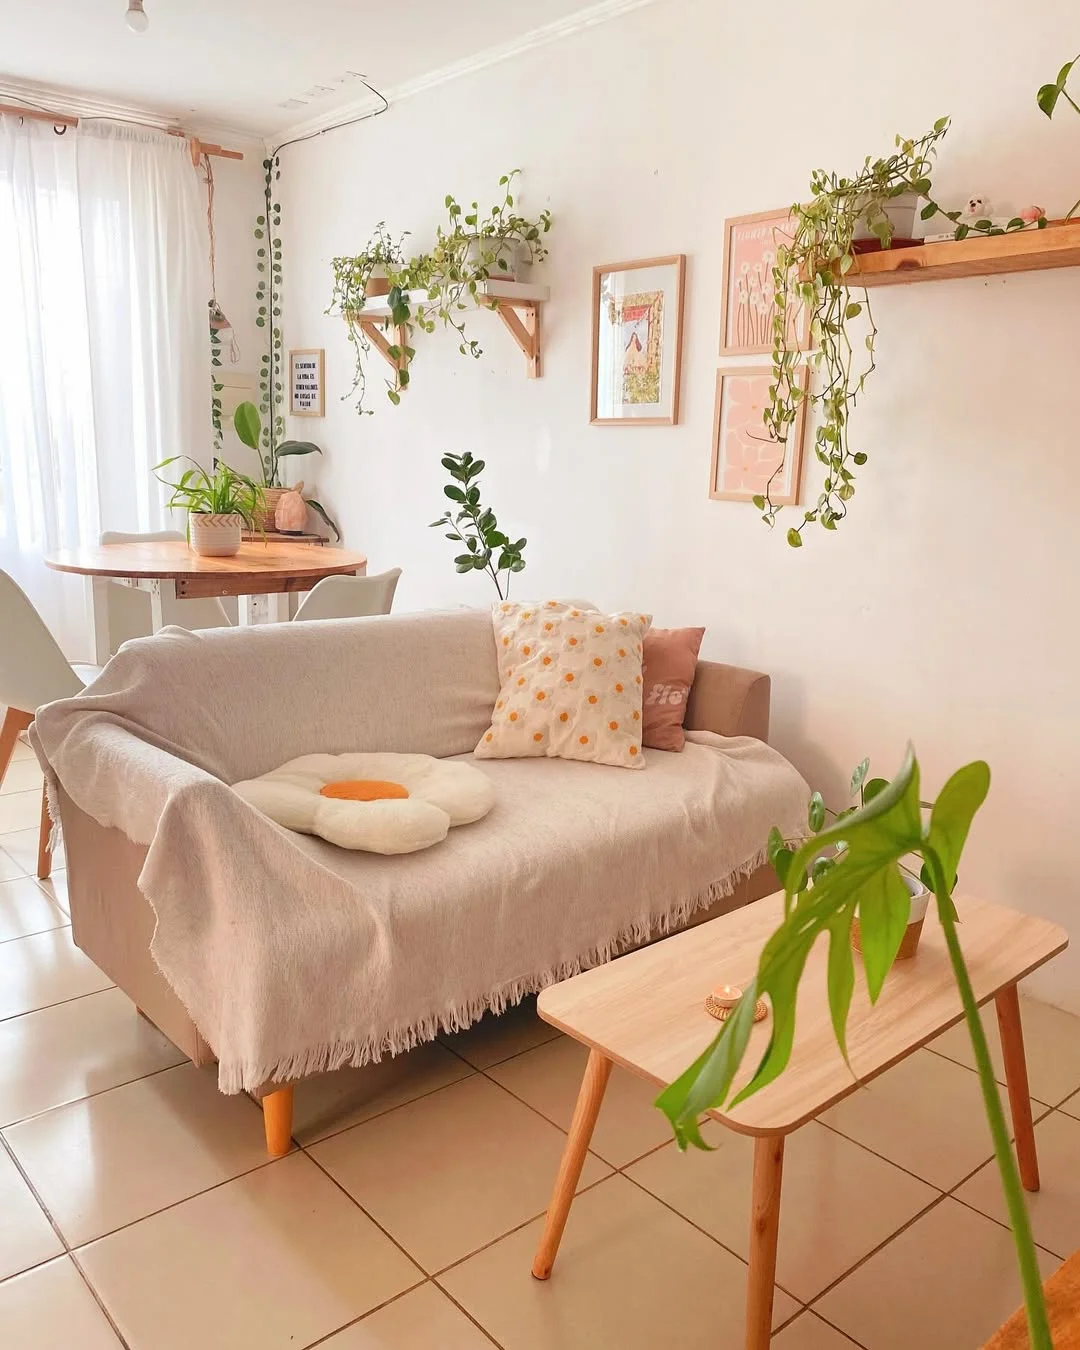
{"left": 233, "top": 752, "right": 495, "bottom": 855}
{"left": 476, "top": 601, "right": 651, "bottom": 769}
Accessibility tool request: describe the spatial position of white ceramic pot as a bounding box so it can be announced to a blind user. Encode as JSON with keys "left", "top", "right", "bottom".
{"left": 903, "top": 870, "right": 931, "bottom": 924}
{"left": 464, "top": 234, "right": 525, "bottom": 280}
{"left": 853, "top": 192, "right": 926, "bottom": 243}
{"left": 364, "top": 265, "right": 393, "bottom": 297}
{"left": 189, "top": 512, "right": 243, "bottom": 557}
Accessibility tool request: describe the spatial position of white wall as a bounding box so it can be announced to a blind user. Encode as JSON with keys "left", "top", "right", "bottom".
{"left": 277, "top": 0, "right": 1080, "bottom": 1009}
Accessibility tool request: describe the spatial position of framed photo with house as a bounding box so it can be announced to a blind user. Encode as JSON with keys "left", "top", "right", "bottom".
{"left": 288, "top": 348, "right": 324, "bottom": 417}
{"left": 590, "top": 255, "right": 685, "bottom": 425}
{"left": 719, "top": 209, "right": 808, "bottom": 356}
{"left": 709, "top": 365, "right": 807, "bottom": 505}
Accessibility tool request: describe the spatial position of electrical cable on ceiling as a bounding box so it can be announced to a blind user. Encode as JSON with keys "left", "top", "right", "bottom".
{"left": 269, "top": 76, "right": 389, "bottom": 158}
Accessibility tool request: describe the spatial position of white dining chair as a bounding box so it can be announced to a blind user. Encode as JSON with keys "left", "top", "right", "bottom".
{"left": 0, "top": 571, "right": 102, "bottom": 879}
{"left": 292, "top": 568, "right": 402, "bottom": 622}
{"left": 98, "top": 530, "right": 233, "bottom": 654}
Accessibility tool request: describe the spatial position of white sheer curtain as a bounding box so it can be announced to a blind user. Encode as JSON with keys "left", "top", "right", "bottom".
{"left": 0, "top": 116, "right": 210, "bottom": 658}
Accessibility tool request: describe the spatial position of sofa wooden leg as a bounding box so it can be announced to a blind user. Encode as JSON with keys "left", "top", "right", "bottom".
{"left": 262, "top": 1085, "right": 294, "bottom": 1157}
{"left": 36, "top": 784, "right": 53, "bottom": 880}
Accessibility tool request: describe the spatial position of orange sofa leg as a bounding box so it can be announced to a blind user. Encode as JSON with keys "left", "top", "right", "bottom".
{"left": 262, "top": 1085, "right": 294, "bottom": 1157}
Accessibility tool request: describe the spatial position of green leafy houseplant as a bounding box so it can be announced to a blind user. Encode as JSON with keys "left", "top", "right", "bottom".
{"left": 1038, "top": 54, "right": 1080, "bottom": 219}
{"left": 762, "top": 119, "right": 1045, "bottom": 548}
{"left": 429, "top": 451, "right": 526, "bottom": 600}
{"left": 232, "top": 402, "right": 339, "bottom": 539}
{"left": 328, "top": 171, "right": 551, "bottom": 413}
{"left": 154, "top": 456, "right": 265, "bottom": 525}
{"left": 327, "top": 222, "right": 414, "bottom": 414}
{"left": 253, "top": 154, "right": 291, "bottom": 486}
{"left": 657, "top": 749, "right": 1051, "bottom": 1348}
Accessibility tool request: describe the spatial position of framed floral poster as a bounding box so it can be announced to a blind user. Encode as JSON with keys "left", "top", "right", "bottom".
{"left": 590, "top": 255, "right": 685, "bottom": 425}
{"left": 719, "top": 209, "right": 808, "bottom": 356}
{"left": 709, "top": 366, "right": 807, "bottom": 505}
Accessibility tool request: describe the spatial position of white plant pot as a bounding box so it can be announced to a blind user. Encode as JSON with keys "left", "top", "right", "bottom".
{"left": 189, "top": 512, "right": 243, "bottom": 558}
{"left": 464, "top": 235, "right": 526, "bottom": 280}
{"left": 364, "top": 264, "right": 394, "bottom": 298}
{"left": 853, "top": 192, "right": 926, "bottom": 243}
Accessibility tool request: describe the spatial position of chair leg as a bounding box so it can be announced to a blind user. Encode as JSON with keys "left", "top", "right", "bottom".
{"left": 0, "top": 707, "right": 33, "bottom": 787}
{"left": 262, "top": 1085, "right": 294, "bottom": 1157}
{"left": 36, "top": 783, "right": 52, "bottom": 880}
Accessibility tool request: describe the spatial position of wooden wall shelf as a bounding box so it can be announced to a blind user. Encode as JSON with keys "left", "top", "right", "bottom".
{"left": 849, "top": 221, "right": 1080, "bottom": 287}
{"left": 357, "top": 279, "right": 548, "bottom": 385}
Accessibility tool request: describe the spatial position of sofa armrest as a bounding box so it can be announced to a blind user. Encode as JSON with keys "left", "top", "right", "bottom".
{"left": 684, "top": 660, "right": 771, "bottom": 742}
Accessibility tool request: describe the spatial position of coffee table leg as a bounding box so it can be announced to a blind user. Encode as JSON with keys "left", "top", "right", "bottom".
{"left": 995, "top": 982, "right": 1040, "bottom": 1192}
{"left": 745, "top": 1134, "right": 785, "bottom": 1350}
{"left": 531, "top": 1048, "right": 612, "bottom": 1280}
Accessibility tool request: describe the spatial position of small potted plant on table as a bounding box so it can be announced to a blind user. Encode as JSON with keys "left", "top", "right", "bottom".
{"left": 154, "top": 457, "right": 265, "bottom": 557}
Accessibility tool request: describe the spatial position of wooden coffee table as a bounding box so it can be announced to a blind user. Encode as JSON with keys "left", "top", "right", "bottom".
{"left": 530, "top": 892, "right": 1068, "bottom": 1349}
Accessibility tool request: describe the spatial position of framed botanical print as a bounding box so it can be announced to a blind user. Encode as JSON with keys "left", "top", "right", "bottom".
{"left": 719, "top": 209, "right": 808, "bottom": 356}
{"left": 590, "top": 255, "right": 685, "bottom": 425}
{"left": 709, "top": 366, "right": 807, "bottom": 505}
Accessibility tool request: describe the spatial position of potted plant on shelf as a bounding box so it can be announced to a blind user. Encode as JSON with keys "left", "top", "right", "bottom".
{"left": 327, "top": 171, "right": 551, "bottom": 413}
{"left": 760, "top": 119, "right": 1044, "bottom": 549}
{"left": 429, "top": 451, "right": 526, "bottom": 600}
{"left": 232, "top": 402, "right": 338, "bottom": 537}
{"left": 154, "top": 457, "right": 265, "bottom": 557}
{"left": 659, "top": 749, "right": 1053, "bottom": 1348}
{"left": 328, "top": 222, "right": 410, "bottom": 313}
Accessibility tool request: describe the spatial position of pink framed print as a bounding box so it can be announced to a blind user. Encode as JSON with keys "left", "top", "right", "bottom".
{"left": 709, "top": 366, "right": 807, "bottom": 505}
{"left": 719, "top": 209, "right": 808, "bottom": 356}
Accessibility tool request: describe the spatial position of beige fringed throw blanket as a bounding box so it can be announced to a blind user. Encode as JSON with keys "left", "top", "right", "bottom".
{"left": 32, "top": 610, "right": 809, "bottom": 1093}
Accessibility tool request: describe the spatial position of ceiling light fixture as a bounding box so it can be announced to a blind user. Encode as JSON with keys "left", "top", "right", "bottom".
{"left": 125, "top": 0, "right": 149, "bottom": 33}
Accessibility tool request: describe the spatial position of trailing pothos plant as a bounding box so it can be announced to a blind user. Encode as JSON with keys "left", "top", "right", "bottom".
{"left": 762, "top": 119, "right": 1045, "bottom": 547}
{"left": 327, "top": 222, "right": 413, "bottom": 414}
{"left": 657, "top": 749, "right": 1051, "bottom": 1349}
{"left": 328, "top": 171, "right": 551, "bottom": 413}
{"left": 1038, "top": 54, "right": 1080, "bottom": 219}
{"left": 429, "top": 451, "right": 526, "bottom": 600}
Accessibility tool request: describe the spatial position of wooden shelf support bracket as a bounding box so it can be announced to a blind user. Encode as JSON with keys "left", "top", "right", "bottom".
{"left": 490, "top": 299, "right": 543, "bottom": 378}
{"left": 358, "top": 318, "right": 409, "bottom": 390}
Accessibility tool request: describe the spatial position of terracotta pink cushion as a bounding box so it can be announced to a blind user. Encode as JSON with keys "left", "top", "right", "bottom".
{"left": 642, "top": 627, "right": 705, "bottom": 751}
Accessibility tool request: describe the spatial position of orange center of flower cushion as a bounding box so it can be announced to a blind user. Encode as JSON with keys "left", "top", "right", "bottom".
{"left": 319, "top": 779, "right": 410, "bottom": 802}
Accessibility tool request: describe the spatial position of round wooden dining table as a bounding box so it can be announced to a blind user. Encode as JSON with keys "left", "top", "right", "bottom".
{"left": 46, "top": 539, "right": 368, "bottom": 663}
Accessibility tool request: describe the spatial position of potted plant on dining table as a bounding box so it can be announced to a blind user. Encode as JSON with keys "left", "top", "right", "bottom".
{"left": 154, "top": 456, "right": 265, "bottom": 558}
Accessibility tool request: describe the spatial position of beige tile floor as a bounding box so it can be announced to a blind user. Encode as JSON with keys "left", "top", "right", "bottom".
{"left": 1, "top": 743, "right": 1078, "bottom": 1348}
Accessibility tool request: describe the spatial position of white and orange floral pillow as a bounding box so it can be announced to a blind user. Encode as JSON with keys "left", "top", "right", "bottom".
{"left": 475, "top": 601, "right": 652, "bottom": 769}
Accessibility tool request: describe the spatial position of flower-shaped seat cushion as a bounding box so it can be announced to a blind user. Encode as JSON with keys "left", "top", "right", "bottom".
{"left": 233, "top": 752, "right": 495, "bottom": 855}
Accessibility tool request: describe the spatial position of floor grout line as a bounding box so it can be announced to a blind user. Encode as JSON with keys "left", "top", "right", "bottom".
{"left": 0, "top": 979, "right": 118, "bottom": 1027}
{"left": 0, "top": 1054, "right": 187, "bottom": 1134}
{"left": 0, "top": 1132, "right": 132, "bottom": 1349}
{"left": 297, "top": 1278, "right": 429, "bottom": 1350}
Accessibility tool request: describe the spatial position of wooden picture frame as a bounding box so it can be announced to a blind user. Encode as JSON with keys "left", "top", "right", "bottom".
{"left": 719, "top": 209, "right": 809, "bottom": 357}
{"left": 288, "top": 348, "right": 325, "bottom": 417}
{"left": 709, "top": 365, "right": 807, "bottom": 505}
{"left": 590, "top": 255, "right": 685, "bottom": 425}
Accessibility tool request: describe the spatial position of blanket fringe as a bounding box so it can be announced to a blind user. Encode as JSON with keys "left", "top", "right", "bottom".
{"left": 219, "top": 844, "right": 772, "bottom": 1094}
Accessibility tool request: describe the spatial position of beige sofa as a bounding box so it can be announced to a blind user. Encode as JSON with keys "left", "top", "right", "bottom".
{"left": 41, "top": 610, "right": 791, "bottom": 1155}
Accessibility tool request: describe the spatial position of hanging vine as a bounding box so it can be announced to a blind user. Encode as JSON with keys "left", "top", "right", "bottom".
{"left": 255, "top": 154, "right": 286, "bottom": 486}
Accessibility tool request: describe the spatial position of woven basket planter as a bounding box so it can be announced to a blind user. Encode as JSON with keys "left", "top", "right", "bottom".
{"left": 189, "top": 512, "right": 243, "bottom": 558}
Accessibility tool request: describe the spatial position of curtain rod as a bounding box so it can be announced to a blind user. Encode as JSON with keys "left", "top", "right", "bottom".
{"left": 0, "top": 101, "right": 244, "bottom": 161}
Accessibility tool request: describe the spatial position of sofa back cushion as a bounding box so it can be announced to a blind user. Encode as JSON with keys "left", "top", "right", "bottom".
{"left": 78, "top": 608, "right": 500, "bottom": 783}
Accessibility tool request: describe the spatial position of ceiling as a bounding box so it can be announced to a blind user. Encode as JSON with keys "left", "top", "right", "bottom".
{"left": 0, "top": 0, "right": 622, "bottom": 137}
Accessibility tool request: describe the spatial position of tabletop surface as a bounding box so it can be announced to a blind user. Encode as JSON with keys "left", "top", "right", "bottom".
{"left": 44, "top": 539, "right": 368, "bottom": 580}
{"left": 537, "top": 892, "right": 1068, "bottom": 1135}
